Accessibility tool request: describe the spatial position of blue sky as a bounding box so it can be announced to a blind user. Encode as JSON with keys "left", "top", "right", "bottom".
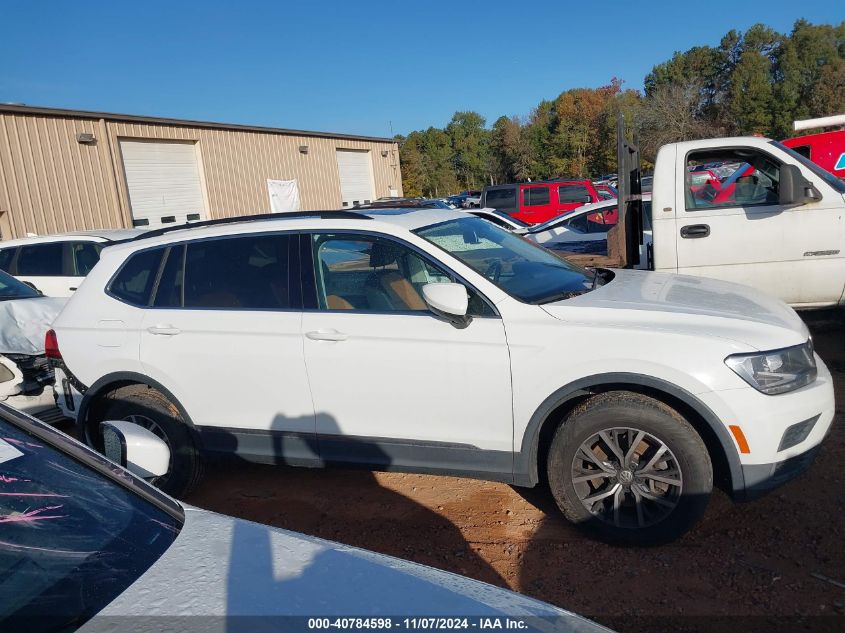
{"left": 1, "top": 1, "right": 841, "bottom": 138}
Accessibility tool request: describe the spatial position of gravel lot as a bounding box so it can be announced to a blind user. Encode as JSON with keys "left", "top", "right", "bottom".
{"left": 187, "top": 311, "right": 844, "bottom": 633}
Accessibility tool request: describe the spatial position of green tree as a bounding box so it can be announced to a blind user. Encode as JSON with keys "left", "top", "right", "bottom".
{"left": 418, "top": 127, "right": 456, "bottom": 196}
{"left": 446, "top": 111, "right": 491, "bottom": 189}
{"left": 490, "top": 115, "right": 532, "bottom": 183}
{"left": 524, "top": 100, "right": 555, "bottom": 180}
{"left": 397, "top": 133, "right": 424, "bottom": 197}
{"left": 727, "top": 49, "right": 774, "bottom": 134}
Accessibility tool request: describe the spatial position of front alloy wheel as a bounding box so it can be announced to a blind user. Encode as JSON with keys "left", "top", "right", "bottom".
{"left": 547, "top": 391, "right": 712, "bottom": 545}
{"left": 572, "top": 427, "right": 683, "bottom": 529}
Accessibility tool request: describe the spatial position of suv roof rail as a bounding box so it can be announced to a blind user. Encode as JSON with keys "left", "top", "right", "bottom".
{"left": 113, "top": 210, "right": 373, "bottom": 244}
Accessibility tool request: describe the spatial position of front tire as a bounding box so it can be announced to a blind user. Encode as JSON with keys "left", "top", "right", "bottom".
{"left": 90, "top": 385, "right": 204, "bottom": 498}
{"left": 547, "top": 391, "right": 712, "bottom": 545}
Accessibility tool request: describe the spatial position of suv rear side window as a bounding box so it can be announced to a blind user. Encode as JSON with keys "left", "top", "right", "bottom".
{"left": 558, "top": 184, "right": 590, "bottom": 204}
{"left": 109, "top": 247, "right": 166, "bottom": 306}
{"left": 16, "top": 243, "right": 64, "bottom": 276}
{"left": 0, "top": 248, "right": 15, "bottom": 272}
{"left": 524, "top": 186, "right": 550, "bottom": 206}
{"left": 184, "top": 234, "right": 292, "bottom": 310}
{"left": 71, "top": 242, "right": 103, "bottom": 276}
{"left": 484, "top": 187, "right": 516, "bottom": 211}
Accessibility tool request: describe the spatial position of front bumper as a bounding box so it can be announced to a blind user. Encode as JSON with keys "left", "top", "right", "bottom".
{"left": 698, "top": 353, "right": 835, "bottom": 497}
{"left": 740, "top": 446, "right": 823, "bottom": 500}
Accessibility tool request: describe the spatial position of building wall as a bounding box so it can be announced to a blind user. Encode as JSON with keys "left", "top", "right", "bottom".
{"left": 0, "top": 109, "right": 401, "bottom": 239}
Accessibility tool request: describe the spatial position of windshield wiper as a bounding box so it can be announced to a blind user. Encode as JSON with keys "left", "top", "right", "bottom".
{"left": 534, "top": 290, "right": 585, "bottom": 304}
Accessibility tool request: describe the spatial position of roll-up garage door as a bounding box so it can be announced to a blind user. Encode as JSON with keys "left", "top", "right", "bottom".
{"left": 120, "top": 140, "right": 208, "bottom": 228}
{"left": 336, "top": 149, "right": 375, "bottom": 207}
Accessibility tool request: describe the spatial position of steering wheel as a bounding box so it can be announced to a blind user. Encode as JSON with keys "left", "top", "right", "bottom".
{"left": 484, "top": 260, "right": 503, "bottom": 283}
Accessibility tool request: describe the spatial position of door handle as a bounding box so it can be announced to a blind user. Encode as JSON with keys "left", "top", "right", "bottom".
{"left": 305, "top": 329, "right": 348, "bottom": 342}
{"left": 147, "top": 325, "right": 181, "bottom": 336}
{"left": 680, "top": 224, "right": 710, "bottom": 239}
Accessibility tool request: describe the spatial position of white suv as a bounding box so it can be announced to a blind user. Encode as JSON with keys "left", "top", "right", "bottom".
{"left": 48, "top": 208, "right": 835, "bottom": 543}
{"left": 0, "top": 230, "right": 144, "bottom": 297}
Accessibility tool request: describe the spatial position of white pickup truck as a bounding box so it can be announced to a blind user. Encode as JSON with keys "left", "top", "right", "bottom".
{"left": 568, "top": 135, "right": 845, "bottom": 309}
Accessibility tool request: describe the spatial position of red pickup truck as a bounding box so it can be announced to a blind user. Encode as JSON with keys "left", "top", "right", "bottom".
{"left": 480, "top": 179, "right": 607, "bottom": 224}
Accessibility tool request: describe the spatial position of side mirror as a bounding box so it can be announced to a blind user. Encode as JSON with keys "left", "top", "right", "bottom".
{"left": 779, "top": 164, "right": 813, "bottom": 207}
{"left": 422, "top": 282, "right": 471, "bottom": 328}
{"left": 102, "top": 420, "right": 170, "bottom": 479}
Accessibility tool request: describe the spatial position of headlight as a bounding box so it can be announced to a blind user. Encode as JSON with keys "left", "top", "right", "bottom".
{"left": 725, "top": 340, "right": 816, "bottom": 395}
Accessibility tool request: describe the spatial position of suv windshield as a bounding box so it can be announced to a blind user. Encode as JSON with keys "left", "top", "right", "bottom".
{"left": 415, "top": 217, "right": 598, "bottom": 303}
{"left": 0, "top": 270, "right": 40, "bottom": 300}
{"left": 0, "top": 410, "right": 182, "bottom": 631}
{"left": 770, "top": 140, "right": 845, "bottom": 193}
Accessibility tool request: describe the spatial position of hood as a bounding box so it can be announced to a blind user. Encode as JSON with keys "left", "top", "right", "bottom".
{"left": 89, "top": 507, "right": 608, "bottom": 630}
{"left": 0, "top": 297, "right": 66, "bottom": 355}
{"left": 541, "top": 269, "right": 808, "bottom": 351}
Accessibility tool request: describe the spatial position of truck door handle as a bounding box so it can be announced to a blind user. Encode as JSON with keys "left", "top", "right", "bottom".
{"left": 306, "top": 329, "right": 348, "bottom": 342}
{"left": 147, "top": 325, "right": 181, "bottom": 336}
{"left": 680, "top": 224, "right": 710, "bottom": 239}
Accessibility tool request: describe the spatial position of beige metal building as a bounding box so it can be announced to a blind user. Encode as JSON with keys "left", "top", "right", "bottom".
{"left": 0, "top": 104, "right": 402, "bottom": 239}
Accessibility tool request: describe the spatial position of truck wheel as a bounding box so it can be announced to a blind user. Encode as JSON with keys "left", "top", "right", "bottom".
{"left": 547, "top": 391, "right": 712, "bottom": 545}
{"left": 93, "top": 386, "right": 204, "bottom": 498}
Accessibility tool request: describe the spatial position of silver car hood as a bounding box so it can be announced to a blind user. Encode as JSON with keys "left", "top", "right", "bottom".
{"left": 84, "top": 506, "right": 608, "bottom": 631}
{"left": 541, "top": 269, "right": 809, "bottom": 351}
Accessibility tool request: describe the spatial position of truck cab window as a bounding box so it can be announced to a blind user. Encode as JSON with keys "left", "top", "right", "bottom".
{"left": 686, "top": 150, "right": 780, "bottom": 210}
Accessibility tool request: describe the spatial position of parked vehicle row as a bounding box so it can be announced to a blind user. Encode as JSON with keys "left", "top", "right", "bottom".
{"left": 42, "top": 206, "right": 833, "bottom": 545}
{"left": 481, "top": 179, "right": 609, "bottom": 224}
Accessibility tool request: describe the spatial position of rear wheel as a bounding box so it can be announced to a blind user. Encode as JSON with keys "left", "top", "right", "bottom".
{"left": 89, "top": 385, "right": 204, "bottom": 498}
{"left": 547, "top": 391, "right": 712, "bottom": 545}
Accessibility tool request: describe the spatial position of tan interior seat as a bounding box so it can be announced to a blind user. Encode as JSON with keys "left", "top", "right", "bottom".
{"left": 379, "top": 272, "right": 426, "bottom": 310}
{"left": 326, "top": 294, "right": 354, "bottom": 310}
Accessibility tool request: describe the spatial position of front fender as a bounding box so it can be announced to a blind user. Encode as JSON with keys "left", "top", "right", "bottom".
{"left": 512, "top": 372, "right": 744, "bottom": 495}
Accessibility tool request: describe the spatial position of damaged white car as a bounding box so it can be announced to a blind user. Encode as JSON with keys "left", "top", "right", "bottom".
{"left": 0, "top": 270, "right": 64, "bottom": 418}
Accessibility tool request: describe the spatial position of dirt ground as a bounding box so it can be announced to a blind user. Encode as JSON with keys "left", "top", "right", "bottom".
{"left": 186, "top": 311, "right": 845, "bottom": 633}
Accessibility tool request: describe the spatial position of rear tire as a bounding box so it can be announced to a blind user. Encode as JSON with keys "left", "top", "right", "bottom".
{"left": 89, "top": 385, "right": 204, "bottom": 498}
{"left": 547, "top": 391, "right": 712, "bottom": 545}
